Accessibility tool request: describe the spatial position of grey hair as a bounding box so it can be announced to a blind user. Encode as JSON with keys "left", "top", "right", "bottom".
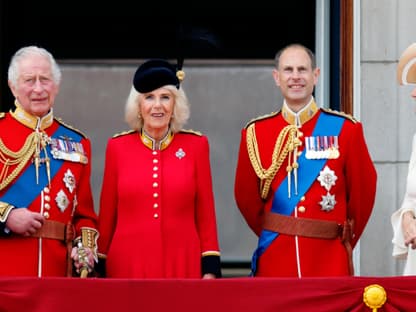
{"left": 274, "top": 43, "right": 316, "bottom": 70}
{"left": 125, "top": 85, "right": 190, "bottom": 133}
{"left": 8, "top": 46, "right": 62, "bottom": 88}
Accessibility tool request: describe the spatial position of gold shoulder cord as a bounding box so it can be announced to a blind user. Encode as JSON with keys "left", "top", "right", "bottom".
{"left": 0, "top": 132, "right": 38, "bottom": 190}
{"left": 246, "top": 123, "right": 302, "bottom": 199}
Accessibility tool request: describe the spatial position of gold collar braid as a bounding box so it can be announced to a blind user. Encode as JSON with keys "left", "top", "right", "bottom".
{"left": 140, "top": 129, "right": 174, "bottom": 150}
{"left": 246, "top": 123, "right": 302, "bottom": 199}
{"left": 10, "top": 101, "right": 53, "bottom": 131}
{"left": 0, "top": 130, "right": 51, "bottom": 191}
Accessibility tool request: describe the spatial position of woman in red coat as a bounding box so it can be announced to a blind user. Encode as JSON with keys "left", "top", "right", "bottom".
{"left": 97, "top": 59, "right": 221, "bottom": 278}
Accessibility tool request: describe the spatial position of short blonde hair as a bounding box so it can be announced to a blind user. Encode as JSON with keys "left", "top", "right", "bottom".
{"left": 125, "top": 85, "right": 190, "bottom": 133}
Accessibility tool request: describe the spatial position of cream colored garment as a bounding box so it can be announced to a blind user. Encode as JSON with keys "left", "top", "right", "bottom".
{"left": 391, "top": 134, "right": 416, "bottom": 275}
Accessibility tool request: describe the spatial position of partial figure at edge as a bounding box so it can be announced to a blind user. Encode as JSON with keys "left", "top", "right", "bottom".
{"left": 391, "top": 42, "right": 416, "bottom": 275}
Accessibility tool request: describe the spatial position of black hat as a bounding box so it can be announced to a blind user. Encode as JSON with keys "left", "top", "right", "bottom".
{"left": 133, "top": 59, "right": 182, "bottom": 93}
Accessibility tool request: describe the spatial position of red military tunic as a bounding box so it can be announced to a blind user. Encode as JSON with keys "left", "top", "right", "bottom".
{"left": 0, "top": 105, "right": 98, "bottom": 277}
{"left": 98, "top": 129, "right": 221, "bottom": 278}
{"left": 234, "top": 100, "right": 377, "bottom": 277}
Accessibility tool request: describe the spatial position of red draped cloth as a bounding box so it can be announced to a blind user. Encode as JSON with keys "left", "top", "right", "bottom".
{"left": 0, "top": 276, "right": 414, "bottom": 311}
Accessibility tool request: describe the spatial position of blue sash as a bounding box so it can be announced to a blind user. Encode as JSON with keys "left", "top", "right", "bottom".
{"left": 250, "top": 112, "right": 345, "bottom": 275}
{"left": 0, "top": 125, "right": 83, "bottom": 208}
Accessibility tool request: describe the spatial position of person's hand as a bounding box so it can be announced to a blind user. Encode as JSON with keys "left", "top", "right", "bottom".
{"left": 402, "top": 211, "right": 416, "bottom": 249}
{"left": 71, "top": 245, "right": 95, "bottom": 275}
{"left": 5, "top": 208, "right": 44, "bottom": 236}
{"left": 202, "top": 273, "right": 216, "bottom": 279}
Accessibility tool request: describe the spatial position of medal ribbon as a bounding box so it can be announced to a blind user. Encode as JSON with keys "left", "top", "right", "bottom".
{"left": 250, "top": 112, "right": 345, "bottom": 275}
{"left": 0, "top": 125, "right": 83, "bottom": 208}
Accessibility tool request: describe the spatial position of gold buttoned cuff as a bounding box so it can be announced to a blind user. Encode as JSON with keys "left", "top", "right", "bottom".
{"left": 0, "top": 201, "right": 14, "bottom": 223}
{"left": 76, "top": 227, "right": 99, "bottom": 261}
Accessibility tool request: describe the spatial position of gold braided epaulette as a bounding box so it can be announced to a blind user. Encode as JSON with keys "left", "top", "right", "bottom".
{"left": 180, "top": 129, "right": 202, "bottom": 136}
{"left": 55, "top": 117, "right": 88, "bottom": 138}
{"left": 321, "top": 108, "right": 357, "bottom": 123}
{"left": 112, "top": 129, "right": 136, "bottom": 138}
{"left": 244, "top": 111, "right": 279, "bottom": 129}
{"left": 0, "top": 112, "right": 5, "bottom": 119}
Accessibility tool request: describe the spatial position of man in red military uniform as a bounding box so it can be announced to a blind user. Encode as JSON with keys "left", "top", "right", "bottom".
{"left": 234, "top": 43, "right": 377, "bottom": 277}
{"left": 0, "top": 46, "right": 98, "bottom": 277}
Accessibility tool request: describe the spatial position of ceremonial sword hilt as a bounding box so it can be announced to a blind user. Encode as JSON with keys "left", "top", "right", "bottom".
{"left": 77, "top": 240, "right": 91, "bottom": 278}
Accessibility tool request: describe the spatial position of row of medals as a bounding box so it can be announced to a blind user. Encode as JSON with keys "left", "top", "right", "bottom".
{"left": 304, "top": 135, "right": 340, "bottom": 160}
{"left": 302, "top": 136, "right": 339, "bottom": 212}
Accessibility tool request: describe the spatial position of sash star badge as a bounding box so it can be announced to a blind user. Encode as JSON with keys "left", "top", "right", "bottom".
{"left": 55, "top": 190, "right": 69, "bottom": 212}
{"left": 319, "top": 192, "right": 337, "bottom": 212}
{"left": 63, "top": 169, "right": 76, "bottom": 193}
{"left": 317, "top": 165, "right": 337, "bottom": 191}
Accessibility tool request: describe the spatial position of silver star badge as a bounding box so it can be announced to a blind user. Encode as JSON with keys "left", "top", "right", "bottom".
{"left": 176, "top": 148, "right": 186, "bottom": 159}
{"left": 63, "top": 169, "right": 76, "bottom": 193}
{"left": 319, "top": 192, "right": 336, "bottom": 212}
{"left": 55, "top": 190, "right": 69, "bottom": 212}
{"left": 317, "top": 165, "right": 337, "bottom": 191}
